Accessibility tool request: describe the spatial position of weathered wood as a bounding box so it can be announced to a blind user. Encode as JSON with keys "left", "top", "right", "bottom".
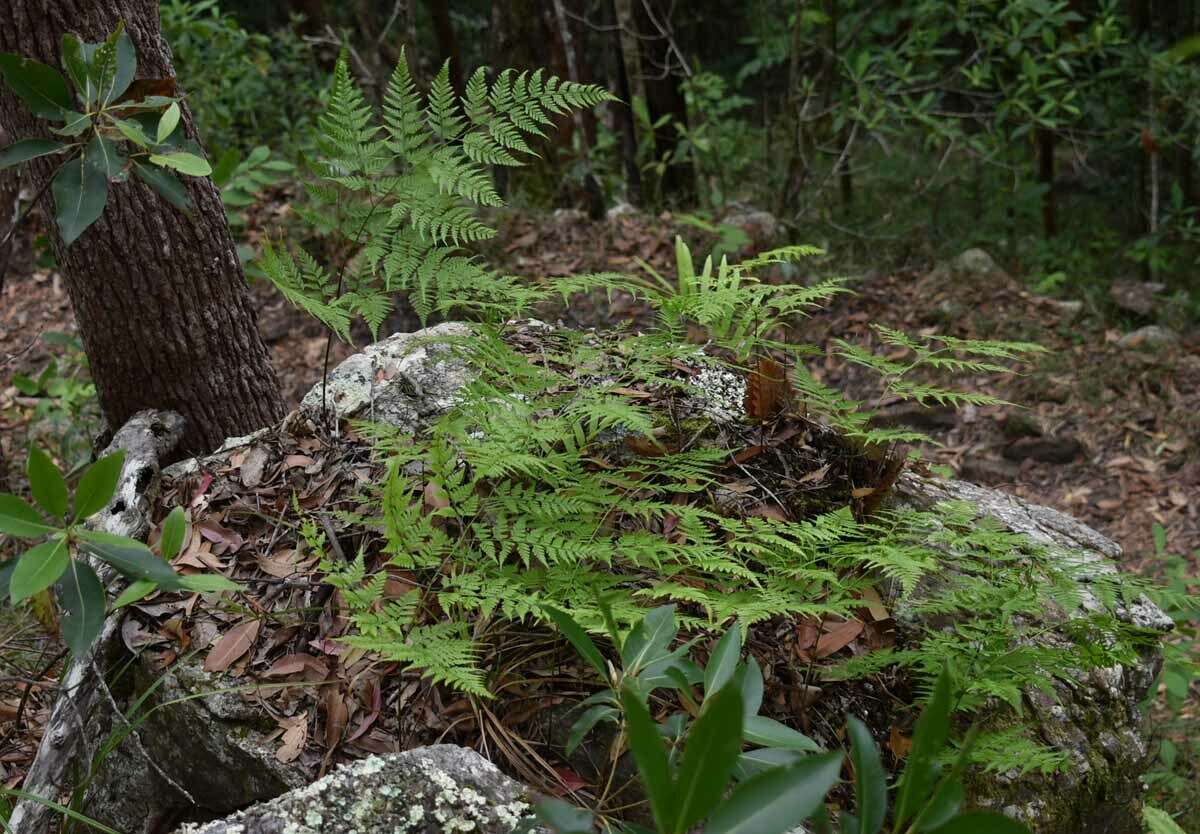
{"left": 9, "top": 410, "right": 185, "bottom": 834}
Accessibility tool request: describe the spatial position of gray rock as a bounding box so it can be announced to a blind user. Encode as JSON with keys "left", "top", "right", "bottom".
{"left": 938, "top": 248, "right": 1010, "bottom": 279}
{"left": 299, "top": 322, "right": 473, "bottom": 429}
{"left": 173, "top": 745, "right": 538, "bottom": 834}
{"left": 1109, "top": 279, "right": 1165, "bottom": 317}
{"left": 892, "top": 473, "right": 1171, "bottom": 834}
{"left": 721, "top": 206, "right": 780, "bottom": 247}
{"left": 82, "top": 657, "right": 306, "bottom": 834}
{"left": 1117, "top": 325, "right": 1179, "bottom": 351}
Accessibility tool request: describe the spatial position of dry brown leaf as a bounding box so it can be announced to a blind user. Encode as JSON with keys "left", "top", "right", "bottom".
{"left": 323, "top": 688, "right": 349, "bottom": 750}
{"left": 284, "top": 454, "right": 317, "bottom": 470}
{"left": 888, "top": 725, "right": 913, "bottom": 760}
{"left": 276, "top": 712, "right": 308, "bottom": 763}
{"left": 196, "top": 519, "right": 245, "bottom": 553}
{"left": 798, "top": 464, "right": 831, "bottom": 484}
{"left": 814, "top": 619, "right": 864, "bottom": 659}
{"left": 240, "top": 445, "right": 270, "bottom": 488}
{"left": 204, "top": 620, "right": 261, "bottom": 672}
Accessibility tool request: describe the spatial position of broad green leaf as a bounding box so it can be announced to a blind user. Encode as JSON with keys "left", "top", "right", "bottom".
{"left": 211, "top": 148, "right": 240, "bottom": 187}
{"left": 915, "top": 779, "right": 964, "bottom": 831}
{"left": 704, "top": 751, "right": 844, "bottom": 834}
{"left": 133, "top": 161, "right": 190, "bottom": 212}
{"left": 77, "top": 529, "right": 182, "bottom": 588}
{"left": 52, "top": 153, "right": 108, "bottom": 245}
{"left": 739, "top": 656, "right": 764, "bottom": 719}
{"left": 0, "top": 53, "right": 71, "bottom": 119}
{"left": 1143, "top": 805, "right": 1188, "bottom": 834}
{"left": 51, "top": 111, "right": 92, "bottom": 137}
{"left": 743, "top": 716, "right": 822, "bottom": 752}
{"left": 87, "top": 134, "right": 125, "bottom": 179}
{"left": 160, "top": 506, "right": 187, "bottom": 560}
{"left": 148, "top": 152, "right": 211, "bottom": 177}
{"left": 674, "top": 684, "right": 745, "bottom": 833}
{"left": 114, "top": 118, "right": 153, "bottom": 148}
{"left": 156, "top": 101, "right": 181, "bottom": 144}
{"left": 894, "top": 666, "right": 954, "bottom": 828}
{"left": 621, "top": 685, "right": 677, "bottom": 834}
{"left": 732, "top": 747, "right": 803, "bottom": 780}
{"left": 60, "top": 34, "right": 92, "bottom": 98}
{"left": 544, "top": 605, "right": 609, "bottom": 680}
{"left": 847, "top": 717, "right": 886, "bottom": 834}
{"left": 1167, "top": 35, "right": 1200, "bottom": 63}
{"left": 112, "top": 578, "right": 156, "bottom": 609}
{"left": 91, "top": 25, "right": 136, "bottom": 106}
{"left": 0, "top": 138, "right": 67, "bottom": 170}
{"left": 622, "top": 604, "right": 678, "bottom": 673}
{"left": 566, "top": 704, "right": 618, "bottom": 754}
{"left": 56, "top": 559, "right": 107, "bottom": 655}
{"left": 27, "top": 446, "right": 68, "bottom": 521}
{"left": 704, "top": 621, "right": 742, "bottom": 696}
{"left": 178, "top": 574, "right": 244, "bottom": 593}
{"left": 535, "top": 798, "right": 595, "bottom": 834}
{"left": 927, "top": 811, "right": 1029, "bottom": 834}
{"left": 0, "top": 494, "right": 57, "bottom": 538}
{"left": 10, "top": 537, "right": 70, "bottom": 603}
{"left": 73, "top": 450, "right": 125, "bottom": 521}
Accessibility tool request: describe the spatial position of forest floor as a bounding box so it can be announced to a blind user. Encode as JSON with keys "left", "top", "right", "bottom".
{"left": 1, "top": 205, "right": 1197, "bottom": 815}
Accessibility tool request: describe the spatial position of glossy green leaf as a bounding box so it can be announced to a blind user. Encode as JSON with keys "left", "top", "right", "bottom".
{"left": 77, "top": 529, "right": 182, "bottom": 588}
{"left": 622, "top": 604, "right": 678, "bottom": 673}
{"left": 705, "top": 751, "right": 844, "bottom": 834}
{"left": 51, "top": 111, "right": 92, "bottom": 137}
{"left": 60, "top": 33, "right": 92, "bottom": 98}
{"left": 111, "top": 578, "right": 156, "bottom": 609}
{"left": 544, "top": 605, "right": 609, "bottom": 680}
{"left": 87, "top": 134, "right": 125, "bottom": 179}
{"left": 743, "top": 716, "right": 822, "bottom": 752}
{"left": 51, "top": 152, "right": 108, "bottom": 245}
{"left": 0, "top": 53, "right": 71, "bottom": 119}
{"left": 90, "top": 25, "right": 136, "bottom": 106}
{"left": 57, "top": 559, "right": 107, "bottom": 655}
{"left": 27, "top": 446, "right": 68, "bottom": 521}
{"left": 1143, "top": 805, "right": 1188, "bottom": 834}
{"left": 847, "top": 717, "right": 886, "bottom": 834}
{"left": 178, "top": 574, "right": 244, "bottom": 593}
{"left": 148, "top": 151, "right": 211, "bottom": 177}
{"left": 160, "top": 507, "right": 187, "bottom": 560}
{"left": 621, "top": 684, "right": 677, "bottom": 834}
{"left": 0, "top": 494, "right": 56, "bottom": 538}
{"left": 927, "top": 811, "right": 1029, "bottom": 834}
{"left": 566, "top": 704, "right": 619, "bottom": 754}
{"left": 675, "top": 684, "right": 745, "bottom": 833}
{"left": 894, "top": 666, "right": 954, "bottom": 828}
{"left": 73, "top": 450, "right": 125, "bottom": 521}
{"left": 211, "top": 148, "right": 240, "bottom": 187}
{"left": 156, "top": 101, "right": 181, "bottom": 144}
{"left": 915, "top": 779, "right": 964, "bottom": 831}
{"left": 0, "top": 138, "right": 67, "bottom": 170}
{"left": 704, "top": 621, "right": 742, "bottom": 697}
{"left": 114, "top": 118, "right": 153, "bottom": 147}
{"left": 10, "top": 537, "right": 70, "bottom": 604}
{"left": 732, "top": 747, "right": 803, "bottom": 780}
{"left": 133, "top": 161, "right": 191, "bottom": 212}
{"left": 739, "top": 656, "right": 764, "bottom": 718}
{"left": 535, "top": 798, "right": 595, "bottom": 834}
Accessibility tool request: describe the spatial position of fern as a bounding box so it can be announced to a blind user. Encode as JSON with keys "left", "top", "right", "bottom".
{"left": 261, "top": 49, "right": 614, "bottom": 335}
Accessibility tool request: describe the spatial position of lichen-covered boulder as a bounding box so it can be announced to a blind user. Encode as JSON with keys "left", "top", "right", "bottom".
{"left": 892, "top": 473, "right": 1171, "bottom": 834}
{"left": 299, "top": 321, "right": 472, "bottom": 428}
{"left": 172, "top": 745, "right": 539, "bottom": 834}
{"left": 81, "top": 656, "right": 306, "bottom": 834}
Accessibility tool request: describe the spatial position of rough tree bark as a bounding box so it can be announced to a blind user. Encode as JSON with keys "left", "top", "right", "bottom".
{"left": 0, "top": 0, "right": 285, "bottom": 455}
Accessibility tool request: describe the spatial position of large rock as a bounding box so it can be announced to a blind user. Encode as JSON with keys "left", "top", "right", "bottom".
{"left": 172, "top": 745, "right": 538, "bottom": 834}
{"left": 893, "top": 474, "right": 1170, "bottom": 834}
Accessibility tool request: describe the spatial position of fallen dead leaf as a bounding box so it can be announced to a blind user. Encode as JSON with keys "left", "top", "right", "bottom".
{"left": 204, "top": 620, "right": 261, "bottom": 673}
{"left": 276, "top": 712, "right": 308, "bottom": 763}
{"left": 814, "top": 619, "right": 864, "bottom": 659}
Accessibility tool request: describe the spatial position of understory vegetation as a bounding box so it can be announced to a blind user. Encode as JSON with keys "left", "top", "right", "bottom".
{"left": 0, "top": 2, "right": 1198, "bottom": 834}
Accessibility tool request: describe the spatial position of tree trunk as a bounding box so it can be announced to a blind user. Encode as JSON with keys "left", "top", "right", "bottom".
{"left": 0, "top": 0, "right": 285, "bottom": 455}
{"left": 0, "top": 126, "right": 17, "bottom": 282}
{"left": 425, "top": 0, "right": 464, "bottom": 96}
